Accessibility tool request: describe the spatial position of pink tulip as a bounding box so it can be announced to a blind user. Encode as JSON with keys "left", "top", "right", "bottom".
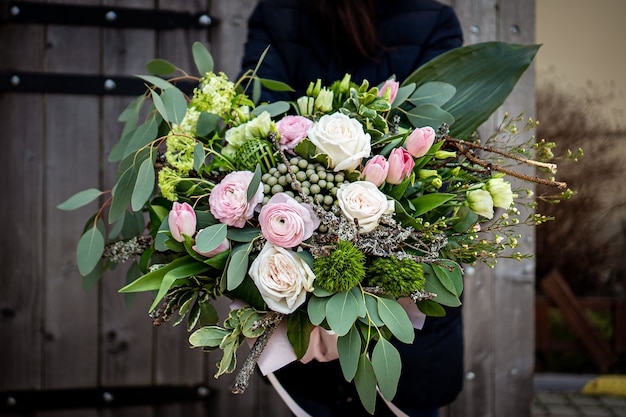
{"left": 405, "top": 126, "right": 436, "bottom": 158}
{"left": 378, "top": 80, "right": 399, "bottom": 104}
{"left": 386, "top": 148, "right": 415, "bottom": 185}
{"left": 168, "top": 202, "right": 197, "bottom": 242}
{"left": 360, "top": 155, "right": 389, "bottom": 186}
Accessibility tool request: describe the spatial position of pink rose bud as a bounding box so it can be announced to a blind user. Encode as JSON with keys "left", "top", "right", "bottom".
{"left": 405, "top": 126, "right": 436, "bottom": 158}
{"left": 360, "top": 155, "right": 389, "bottom": 186}
{"left": 378, "top": 80, "right": 399, "bottom": 104}
{"left": 276, "top": 115, "right": 315, "bottom": 154}
{"left": 168, "top": 202, "right": 197, "bottom": 242}
{"left": 193, "top": 234, "right": 229, "bottom": 258}
{"left": 386, "top": 148, "right": 415, "bottom": 185}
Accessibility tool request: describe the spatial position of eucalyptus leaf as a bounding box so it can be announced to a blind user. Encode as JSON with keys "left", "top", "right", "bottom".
{"left": 227, "top": 244, "right": 251, "bottom": 290}
{"left": 150, "top": 89, "right": 168, "bottom": 121}
{"left": 307, "top": 295, "right": 328, "bottom": 325}
{"left": 247, "top": 164, "right": 263, "bottom": 203}
{"left": 377, "top": 298, "right": 415, "bottom": 344}
{"left": 196, "top": 112, "right": 221, "bottom": 136}
{"left": 123, "top": 114, "right": 160, "bottom": 158}
{"left": 416, "top": 299, "right": 446, "bottom": 317}
{"left": 195, "top": 223, "right": 228, "bottom": 253}
{"left": 371, "top": 338, "right": 401, "bottom": 400}
{"left": 193, "top": 142, "right": 205, "bottom": 171}
{"left": 260, "top": 78, "right": 295, "bottom": 92}
{"left": 227, "top": 227, "right": 261, "bottom": 242}
{"left": 391, "top": 83, "right": 416, "bottom": 108}
{"left": 326, "top": 290, "right": 361, "bottom": 336}
{"left": 57, "top": 188, "right": 103, "bottom": 211}
{"left": 361, "top": 293, "right": 384, "bottom": 326}
{"left": 408, "top": 81, "right": 456, "bottom": 107}
{"left": 337, "top": 325, "right": 361, "bottom": 381}
{"left": 146, "top": 58, "right": 177, "bottom": 75}
{"left": 406, "top": 103, "right": 455, "bottom": 129}
{"left": 76, "top": 226, "right": 105, "bottom": 276}
{"left": 81, "top": 256, "right": 104, "bottom": 291}
{"left": 131, "top": 158, "right": 155, "bottom": 211}
{"left": 431, "top": 259, "right": 464, "bottom": 296}
{"left": 192, "top": 41, "right": 214, "bottom": 75}
{"left": 161, "top": 87, "right": 188, "bottom": 125}
{"left": 422, "top": 263, "right": 462, "bottom": 307}
{"left": 136, "top": 74, "right": 174, "bottom": 90}
{"left": 155, "top": 217, "right": 170, "bottom": 252}
{"left": 354, "top": 353, "right": 377, "bottom": 415}
{"left": 287, "top": 311, "right": 314, "bottom": 359}
{"left": 252, "top": 101, "right": 291, "bottom": 117}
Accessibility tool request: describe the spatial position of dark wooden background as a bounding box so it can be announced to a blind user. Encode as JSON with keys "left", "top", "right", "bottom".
{"left": 0, "top": 0, "right": 535, "bottom": 416}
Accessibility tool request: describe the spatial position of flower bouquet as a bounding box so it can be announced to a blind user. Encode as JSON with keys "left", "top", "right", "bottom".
{"left": 59, "top": 41, "right": 574, "bottom": 414}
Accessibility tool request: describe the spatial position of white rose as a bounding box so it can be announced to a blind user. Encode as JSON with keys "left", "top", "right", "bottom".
{"left": 307, "top": 112, "right": 371, "bottom": 172}
{"left": 336, "top": 181, "right": 394, "bottom": 233}
{"left": 249, "top": 243, "right": 315, "bottom": 314}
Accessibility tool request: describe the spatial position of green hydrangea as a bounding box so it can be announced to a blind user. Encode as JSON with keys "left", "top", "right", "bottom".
{"left": 190, "top": 71, "right": 236, "bottom": 117}
{"left": 367, "top": 257, "right": 425, "bottom": 297}
{"left": 165, "top": 131, "right": 196, "bottom": 172}
{"left": 313, "top": 240, "right": 365, "bottom": 293}
{"left": 158, "top": 166, "right": 183, "bottom": 201}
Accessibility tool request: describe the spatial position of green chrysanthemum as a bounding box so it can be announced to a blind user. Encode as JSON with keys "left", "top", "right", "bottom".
{"left": 313, "top": 240, "right": 365, "bottom": 293}
{"left": 165, "top": 131, "right": 196, "bottom": 172}
{"left": 367, "top": 257, "right": 425, "bottom": 297}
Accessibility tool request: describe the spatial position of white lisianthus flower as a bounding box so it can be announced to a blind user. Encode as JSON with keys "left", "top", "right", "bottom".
{"left": 337, "top": 181, "right": 394, "bottom": 233}
{"left": 467, "top": 189, "right": 494, "bottom": 219}
{"left": 307, "top": 112, "right": 371, "bottom": 172}
{"left": 486, "top": 177, "right": 514, "bottom": 209}
{"left": 225, "top": 111, "right": 272, "bottom": 148}
{"left": 249, "top": 243, "right": 315, "bottom": 314}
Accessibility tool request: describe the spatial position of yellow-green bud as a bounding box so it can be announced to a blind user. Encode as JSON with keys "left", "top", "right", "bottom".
{"left": 418, "top": 169, "right": 438, "bottom": 179}
{"left": 432, "top": 178, "right": 443, "bottom": 189}
{"left": 315, "top": 88, "right": 334, "bottom": 112}
{"left": 297, "top": 96, "right": 314, "bottom": 116}
{"left": 339, "top": 73, "right": 351, "bottom": 93}
{"left": 306, "top": 79, "right": 322, "bottom": 97}
{"left": 434, "top": 150, "right": 457, "bottom": 159}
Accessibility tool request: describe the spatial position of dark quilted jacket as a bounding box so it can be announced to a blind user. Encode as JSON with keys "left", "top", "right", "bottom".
{"left": 239, "top": 0, "right": 465, "bottom": 414}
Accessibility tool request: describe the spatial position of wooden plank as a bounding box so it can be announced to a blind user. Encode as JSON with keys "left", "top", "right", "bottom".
{"left": 541, "top": 270, "right": 616, "bottom": 371}
{"left": 99, "top": 3, "right": 157, "bottom": 417}
{"left": 40, "top": 3, "right": 102, "bottom": 417}
{"left": 615, "top": 300, "right": 626, "bottom": 352}
{"left": 0, "top": 19, "right": 46, "bottom": 397}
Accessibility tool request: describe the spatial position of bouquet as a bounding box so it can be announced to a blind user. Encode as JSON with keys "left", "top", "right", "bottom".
{"left": 59, "top": 41, "right": 575, "bottom": 414}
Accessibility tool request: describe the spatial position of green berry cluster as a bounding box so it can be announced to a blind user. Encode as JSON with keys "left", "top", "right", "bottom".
{"left": 261, "top": 156, "right": 348, "bottom": 211}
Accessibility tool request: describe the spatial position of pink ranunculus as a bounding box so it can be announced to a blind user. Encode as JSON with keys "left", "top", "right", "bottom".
{"left": 276, "top": 115, "right": 314, "bottom": 154}
{"left": 209, "top": 171, "right": 264, "bottom": 228}
{"left": 258, "top": 193, "right": 320, "bottom": 248}
{"left": 360, "top": 155, "right": 389, "bottom": 187}
{"left": 378, "top": 79, "right": 399, "bottom": 104}
{"left": 192, "top": 233, "right": 229, "bottom": 258}
{"left": 405, "top": 126, "right": 436, "bottom": 158}
{"left": 386, "top": 148, "right": 415, "bottom": 185}
{"left": 168, "top": 202, "right": 197, "bottom": 242}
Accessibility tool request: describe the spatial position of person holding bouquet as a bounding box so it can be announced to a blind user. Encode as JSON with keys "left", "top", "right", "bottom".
{"left": 240, "top": 0, "right": 465, "bottom": 415}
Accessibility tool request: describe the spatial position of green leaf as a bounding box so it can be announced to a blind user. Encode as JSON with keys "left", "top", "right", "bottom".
{"left": 161, "top": 87, "right": 187, "bottom": 125}
{"left": 403, "top": 42, "right": 540, "bottom": 138}
{"left": 371, "top": 338, "right": 401, "bottom": 401}
{"left": 354, "top": 353, "right": 377, "bottom": 414}
{"left": 149, "top": 261, "right": 210, "bottom": 312}
{"left": 76, "top": 226, "right": 105, "bottom": 276}
{"left": 337, "top": 325, "right": 361, "bottom": 381}
{"left": 453, "top": 205, "right": 479, "bottom": 233}
{"left": 259, "top": 78, "right": 295, "bottom": 92}
{"left": 307, "top": 295, "right": 329, "bottom": 326}
{"left": 123, "top": 114, "right": 160, "bottom": 158}
{"left": 287, "top": 311, "right": 314, "bottom": 359}
{"left": 252, "top": 101, "right": 290, "bottom": 117}
{"left": 131, "top": 158, "right": 155, "bottom": 211}
{"left": 391, "top": 83, "right": 416, "bottom": 108}
{"left": 227, "top": 243, "right": 251, "bottom": 290}
{"left": 198, "top": 300, "right": 219, "bottom": 327}
{"left": 192, "top": 41, "right": 214, "bottom": 75}
{"left": 410, "top": 193, "right": 456, "bottom": 217}
{"left": 196, "top": 112, "right": 221, "bottom": 137}
{"left": 377, "top": 298, "right": 415, "bottom": 344}
{"left": 150, "top": 89, "right": 168, "bottom": 121}
{"left": 119, "top": 255, "right": 193, "bottom": 292}
{"left": 136, "top": 74, "right": 174, "bottom": 90}
{"left": 326, "top": 290, "right": 361, "bottom": 336}
{"left": 146, "top": 58, "right": 177, "bottom": 75}
{"left": 406, "top": 103, "right": 455, "bottom": 129}
{"left": 193, "top": 142, "right": 205, "bottom": 171}
{"left": 81, "top": 259, "right": 104, "bottom": 291}
{"left": 361, "top": 293, "right": 384, "bottom": 326}
{"left": 110, "top": 151, "right": 150, "bottom": 223}
{"left": 416, "top": 299, "right": 446, "bottom": 317}
{"left": 431, "top": 259, "right": 463, "bottom": 296}
{"left": 408, "top": 81, "right": 456, "bottom": 107}
{"left": 225, "top": 276, "right": 266, "bottom": 311}
{"left": 247, "top": 164, "right": 263, "bottom": 203}
{"left": 195, "top": 223, "right": 228, "bottom": 253}
{"left": 422, "top": 263, "right": 462, "bottom": 307}
{"left": 227, "top": 227, "right": 261, "bottom": 242}
{"left": 189, "top": 326, "right": 229, "bottom": 347}
{"left": 57, "top": 188, "right": 103, "bottom": 211}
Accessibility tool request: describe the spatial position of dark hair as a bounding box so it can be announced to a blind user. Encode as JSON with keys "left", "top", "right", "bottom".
{"left": 310, "top": 0, "right": 380, "bottom": 66}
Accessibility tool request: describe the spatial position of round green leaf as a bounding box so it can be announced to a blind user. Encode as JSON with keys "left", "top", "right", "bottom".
{"left": 192, "top": 41, "right": 214, "bottom": 75}
{"left": 377, "top": 298, "right": 415, "bottom": 344}
{"left": 227, "top": 244, "right": 251, "bottom": 290}
{"left": 326, "top": 290, "right": 361, "bottom": 336}
{"left": 146, "top": 58, "right": 177, "bottom": 75}
{"left": 136, "top": 74, "right": 174, "bottom": 90}
{"left": 189, "top": 326, "right": 229, "bottom": 347}
{"left": 161, "top": 87, "right": 187, "bottom": 125}
{"left": 406, "top": 103, "right": 455, "bottom": 129}
{"left": 371, "top": 338, "right": 401, "bottom": 401}
{"left": 307, "top": 295, "right": 328, "bottom": 325}
{"left": 195, "top": 223, "right": 228, "bottom": 253}
{"left": 408, "top": 81, "right": 456, "bottom": 107}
